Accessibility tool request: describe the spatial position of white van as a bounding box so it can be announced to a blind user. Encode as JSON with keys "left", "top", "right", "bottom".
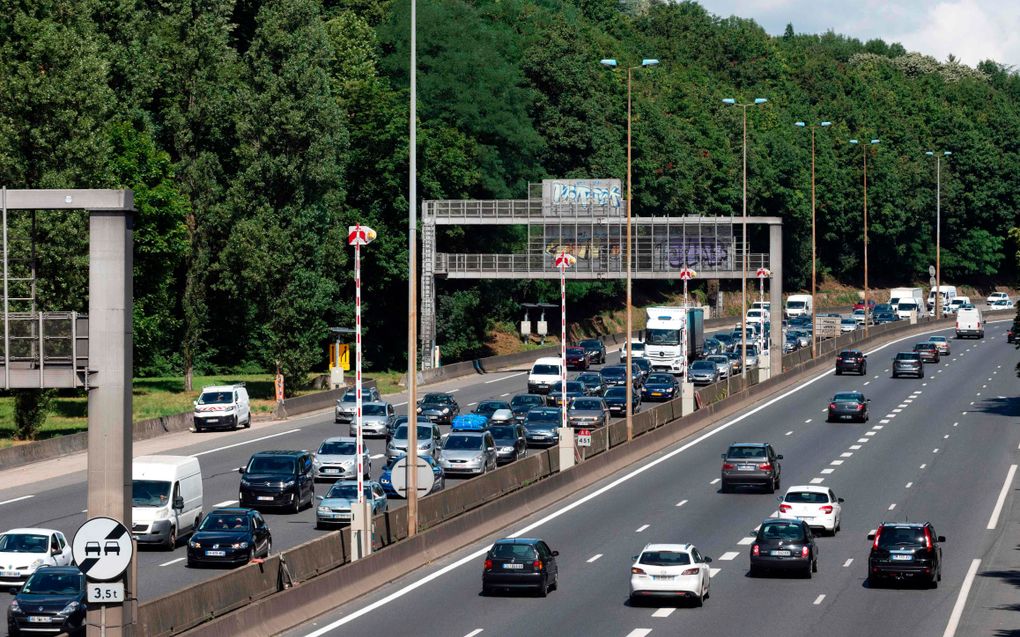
{"left": 785, "top": 294, "right": 813, "bottom": 318}
{"left": 132, "top": 455, "right": 203, "bottom": 549}
{"left": 527, "top": 357, "right": 563, "bottom": 395}
{"left": 928, "top": 285, "right": 958, "bottom": 312}
{"left": 193, "top": 383, "right": 251, "bottom": 431}
{"left": 956, "top": 307, "right": 984, "bottom": 339}
{"left": 896, "top": 299, "right": 926, "bottom": 320}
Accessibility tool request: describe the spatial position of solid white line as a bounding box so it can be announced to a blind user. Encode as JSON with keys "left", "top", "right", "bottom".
{"left": 738, "top": 537, "right": 755, "bottom": 545}
{"left": 485, "top": 372, "right": 526, "bottom": 384}
{"left": 394, "top": 401, "right": 408, "bottom": 407}
{"left": 888, "top": 503, "right": 896, "bottom": 510}
{"left": 905, "top": 482, "right": 913, "bottom": 489}
{"left": 448, "top": 388, "right": 460, "bottom": 393}
{"left": 843, "top": 558, "right": 853, "bottom": 568}
{"left": 213, "top": 500, "right": 238, "bottom": 508}
{"left": 587, "top": 554, "right": 603, "bottom": 563}
{"left": 709, "top": 567, "right": 721, "bottom": 578}
{"left": 625, "top": 630, "right": 652, "bottom": 637}
{"left": 652, "top": 608, "right": 675, "bottom": 618}
{"left": 0, "top": 495, "right": 34, "bottom": 507}
{"left": 160, "top": 557, "right": 186, "bottom": 567}
{"left": 464, "top": 630, "right": 484, "bottom": 637}
{"left": 942, "top": 559, "right": 981, "bottom": 637}
{"left": 636, "top": 524, "right": 649, "bottom": 533}
{"left": 676, "top": 500, "right": 688, "bottom": 507}
{"left": 719, "top": 552, "right": 739, "bottom": 561}
{"left": 813, "top": 594, "right": 826, "bottom": 605}
{"left": 987, "top": 464, "right": 1018, "bottom": 530}
{"left": 468, "top": 402, "right": 477, "bottom": 407}
{"left": 191, "top": 429, "right": 301, "bottom": 458}
{"left": 810, "top": 478, "right": 825, "bottom": 484}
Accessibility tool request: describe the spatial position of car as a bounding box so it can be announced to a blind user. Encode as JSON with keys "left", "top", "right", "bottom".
{"left": 835, "top": 349, "right": 867, "bottom": 375}
{"left": 827, "top": 391, "right": 870, "bottom": 422}
{"left": 705, "top": 354, "right": 732, "bottom": 380}
{"left": 438, "top": 431, "right": 498, "bottom": 477}
{"left": 853, "top": 299, "right": 877, "bottom": 311}
{"left": 749, "top": 518, "right": 818, "bottom": 578}
{"left": 510, "top": 394, "right": 545, "bottom": 422}
{"left": 641, "top": 372, "right": 680, "bottom": 402}
{"left": 473, "top": 399, "right": 512, "bottom": 421}
{"left": 565, "top": 346, "right": 589, "bottom": 370}
{"left": 388, "top": 414, "right": 431, "bottom": 439}
{"left": 725, "top": 350, "right": 742, "bottom": 375}
{"left": 720, "top": 443, "right": 782, "bottom": 493}
{"left": 851, "top": 308, "right": 869, "bottom": 325}
{"left": 789, "top": 330, "right": 811, "bottom": 349}
{"left": 927, "top": 335, "right": 951, "bottom": 355}
{"left": 312, "top": 436, "right": 370, "bottom": 481}
{"left": 0, "top": 529, "right": 72, "bottom": 592}
{"left": 451, "top": 413, "right": 491, "bottom": 432}
{"left": 578, "top": 338, "right": 607, "bottom": 364}
{"left": 335, "top": 387, "right": 381, "bottom": 423}
{"left": 704, "top": 337, "right": 724, "bottom": 356}
{"left": 488, "top": 408, "right": 516, "bottom": 426}
{"left": 600, "top": 365, "right": 629, "bottom": 388}
{"left": 892, "top": 352, "right": 924, "bottom": 378}
{"left": 489, "top": 423, "right": 528, "bottom": 463}
{"left": 778, "top": 486, "right": 844, "bottom": 535}
{"left": 237, "top": 450, "right": 315, "bottom": 513}
{"left": 186, "top": 508, "right": 271, "bottom": 567}
{"left": 193, "top": 383, "right": 252, "bottom": 431}
{"left": 991, "top": 298, "right": 1015, "bottom": 310}
{"left": 782, "top": 335, "right": 798, "bottom": 354}
{"left": 867, "top": 522, "right": 944, "bottom": 588}
{"left": 378, "top": 453, "right": 445, "bottom": 497}
{"left": 575, "top": 371, "right": 605, "bottom": 396}
{"left": 840, "top": 317, "right": 859, "bottom": 333}
{"left": 416, "top": 392, "right": 459, "bottom": 425}
{"left": 913, "top": 342, "right": 940, "bottom": 363}
{"left": 688, "top": 360, "right": 720, "bottom": 386}
{"left": 523, "top": 407, "right": 562, "bottom": 447}
{"left": 481, "top": 538, "right": 559, "bottom": 597}
{"left": 567, "top": 397, "right": 610, "bottom": 428}
{"left": 733, "top": 344, "right": 760, "bottom": 370}
{"left": 546, "top": 381, "right": 586, "bottom": 407}
{"left": 629, "top": 543, "right": 712, "bottom": 606}
{"left": 6, "top": 565, "right": 86, "bottom": 636}
{"left": 314, "top": 480, "right": 387, "bottom": 528}
{"left": 987, "top": 291, "right": 1010, "bottom": 305}
{"left": 873, "top": 311, "right": 898, "bottom": 325}
{"left": 714, "top": 332, "right": 736, "bottom": 352}
{"left": 632, "top": 357, "right": 653, "bottom": 381}
{"left": 348, "top": 401, "right": 396, "bottom": 437}
{"left": 387, "top": 421, "right": 442, "bottom": 459}
{"left": 603, "top": 386, "right": 640, "bottom": 416}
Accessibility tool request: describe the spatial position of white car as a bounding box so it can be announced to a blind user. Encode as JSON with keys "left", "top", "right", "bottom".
{"left": 629, "top": 543, "right": 712, "bottom": 606}
{"left": 0, "top": 528, "right": 73, "bottom": 589}
{"left": 990, "top": 299, "right": 1015, "bottom": 310}
{"left": 777, "top": 485, "right": 843, "bottom": 535}
{"left": 987, "top": 292, "right": 1010, "bottom": 305}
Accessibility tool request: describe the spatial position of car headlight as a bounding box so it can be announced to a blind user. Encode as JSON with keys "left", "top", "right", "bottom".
{"left": 418, "top": 442, "right": 431, "bottom": 450}
{"left": 9, "top": 599, "right": 20, "bottom": 613}
{"left": 500, "top": 446, "right": 514, "bottom": 453}
{"left": 473, "top": 455, "right": 484, "bottom": 463}
{"left": 190, "top": 541, "right": 201, "bottom": 548}
{"left": 442, "top": 407, "right": 450, "bottom": 414}
{"left": 282, "top": 480, "right": 296, "bottom": 488}
{"left": 231, "top": 541, "right": 249, "bottom": 549}
{"left": 317, "top": 506, "right": 329, "bottom": 513}
{"left": 240, "top": 478, "right": 251, "bottom": 487}
{"left": 155, "top": 508, "right": 170, "bottom": 520}
{"left": 58, "top": 601, "right": 80, "bottom": 616}
{"left": 416, "top": 406, "right": 422, "bottom": 413}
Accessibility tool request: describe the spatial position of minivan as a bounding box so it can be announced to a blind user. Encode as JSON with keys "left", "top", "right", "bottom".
{"left": 193, "top": 383, "right": 251, "bottom": 431}
{"left": 132, "top": 455, "right": 203, "bottom": 549}
{"left": 238, "top": 450, "right": 315, "bottom": 513}
{"left": 527, "top": 357, "right": 563, "bottom": 395}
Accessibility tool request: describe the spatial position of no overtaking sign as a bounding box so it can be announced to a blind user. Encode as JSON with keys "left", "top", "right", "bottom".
{"left": 72, "top": 517, "right": 133, "bottom": 581}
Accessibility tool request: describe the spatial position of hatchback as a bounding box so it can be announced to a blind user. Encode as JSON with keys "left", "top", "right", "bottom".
{"left": 574, "top": 372, "right": 605, "bottom": 396}
{"left": 438, "top": 432, "right": 497, "bottom": 477}
{"left": 688, "top": 360, "right": 719, "bottom": 386}
{"left": 386, "top": 422, "right": 443, "bottom": 460}
{"left": 482, "top": 538, "right": 559, "bottom": 597}
{"left": 523, "top": 408, "right": 561, "bottom": 447}
{"left": 565, "top": 346, "right": 589, "bottom": 370}
{"left": 510, "top": 394, "right": 546, "bottom": 422}
{"left": 416, "top": 392, "right": 459, "bottom": 425}
{"left": 312, "top": 437, "right": 370, "bottom": 482}
{"left": 778, "top": 486, "right": 844, "bottom": 535}
{"left": 578, "top": 339, "right": 607, "bottom": 364}
{"left": 892, "top": 352, "right": 924, "bottom": 378}
{"left": 834, "top": 350, "right": 867, "bottom": 375}
{"left": 720, "top": 443, "right": 782, "bottom": 493}
{"left": 187, "top": 508, "right": 271, "bottom": 567}
{"left": 750, "top": 518, "right": 818, "bottom": 578}
{"left": 629, "top": 543, "right": 712, "bottom": 606}
{"left": 641, "top": 372, "right": 680, "bottom": 401}
{"left": 314, "top": 480, "right": 387, "bottom": 528}
{"left": 6, "top": 566, "right": 86, "bottom": 636}
{"left": 927, "top": 335, "right": 951, "bottom": 356}
{"left": 489, "top": 423, "right": 528, "bottom": 464}
{"left": 867, "top": 522, "right": 944, "bottom": 588}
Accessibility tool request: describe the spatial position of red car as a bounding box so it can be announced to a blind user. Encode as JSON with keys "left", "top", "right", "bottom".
{"left": 565, "top": 346, "right": 589, "bottom": 370}
{"left": 852, "top": 300, "right": 877, "bottom": 311}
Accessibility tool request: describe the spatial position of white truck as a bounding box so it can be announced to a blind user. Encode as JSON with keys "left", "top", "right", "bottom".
{"left": 888, "top": 287, "right": 923, "bottom": 312}
{"left": 928, "top": 285, "right": 958, "bottom": 313}
{"left": 643, "top": 307, "right": 704, "bottom": 376}
{"left": 784, "top": 294, "right": 813, "bottom": 318}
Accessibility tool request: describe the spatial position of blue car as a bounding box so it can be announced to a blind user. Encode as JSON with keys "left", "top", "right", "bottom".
{"left": 641, "top": 372, "right": 680, "bottom": 402}
{"left": 379, "top": 453, "right": 446, "bottom": 498}
{"left": 451, "top": 413, "right": 490, "bottom": 432}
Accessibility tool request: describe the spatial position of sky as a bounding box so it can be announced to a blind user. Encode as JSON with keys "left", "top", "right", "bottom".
{"left": 698, "top": 1, "right": 1020, "bottom": 68}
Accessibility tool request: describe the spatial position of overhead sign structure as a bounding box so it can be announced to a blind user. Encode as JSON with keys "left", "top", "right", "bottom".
{"left": 389, "top": 455, "right": 435, "bottom": 498}
{"left": 577, "top": 429, "right": 592, "bottom": 448}
{"left": 72, "top": 517, "right": 133, "bottom": 582}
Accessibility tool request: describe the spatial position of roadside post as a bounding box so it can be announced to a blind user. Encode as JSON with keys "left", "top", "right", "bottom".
{"left": 72, "top": 517, "right": 133, "bottom": 635}
{"left": 756, "top": 267, "right": 771, "bottom": 381}
{"left": 555, "top": 250, "right": 576, "bottom": 471}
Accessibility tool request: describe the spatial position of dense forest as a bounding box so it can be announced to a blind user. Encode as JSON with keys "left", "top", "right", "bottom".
{"left": 1, "top": 0, "right": 1018, "bottom": 385}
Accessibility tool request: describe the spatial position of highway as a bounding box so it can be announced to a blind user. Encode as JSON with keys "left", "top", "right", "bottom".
{"left": 282, "top": 323, "right": 1020, "bottom": 637}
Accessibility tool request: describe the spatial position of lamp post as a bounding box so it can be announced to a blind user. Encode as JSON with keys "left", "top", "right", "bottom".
{"left": 723, "top": 97, "right": 768, "bottom": 376}
{"left": 601, "top": 57, "right": 658, "bottom": 440}
{"left": 406, "top": 0, "right": 418, "bottom": 537}
{"left": 555, "top": 251, "right": 575, "bottom": 430}
{"left": 926, "top": 150, "right": 952, "bottom": 319}
{"left": 849, "top": 138, "right": 879, "bottom": 336}
{"left": 794, "top": 120, "right": 831, "bottom": 358}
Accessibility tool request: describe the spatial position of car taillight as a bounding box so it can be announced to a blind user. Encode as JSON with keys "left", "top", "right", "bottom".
{"left": 484, "top": 559, "right": 492, "bottom": 570}
{"left": 829, "top": 403, "right": 837, "bottom": 410}
{"left": 820, "top": 505, "right": 833, "bottom": 514}
{"left": 533, "top": 560, "right": 543, "bottom": 571}
{"left": 924, "top": 527, "right": 933, "bottom": 550}
{"left": 752, "top": 544, "right": 760, "bottom": 556}
{"left": 631, "top": 567, "right": 646, "bottom": 575}
{"left": 681, "top": 568, "right": 699, "bottom": 576}
{"left": 801, "top": 546, "right": 810, "bottom": 558}
{"left": 873, "top": 527, "right": 883, "bottom": 550}
{"left": 779, "top": 503, "right": 792, "bottom": 513}
{"left": 855, "top": 403, "right": 864, "bottom": 411}
{"left": 758, "top": 463, "right": 772, "bottom": 471}
{"left": 722, "top": 463, "right": 735, "bottom": 470}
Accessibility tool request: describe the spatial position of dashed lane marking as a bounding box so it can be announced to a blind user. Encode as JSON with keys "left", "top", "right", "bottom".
{"left": 587, "top": 554, "right": 603, "bottom": 563}
{"left": 814, "top": 594, "right": 826, "bottom": 605}
{"left": 888, "top": 503, "right": 897, "bottom": 510}
{"left": 652, "top": 608, "right": 675, "bottom": 618}
{"left": 810, "top": 478, "right": 825, "bottom": 484}
{"left": 213, "top": 500, "right": 238, "bottom": 508}
{"left": 709, "top": 568, "right": 721, "bottom": 578}
{"left": 0, "top": 495, "right": 34, "bottom": 507}
{"left": 738, "top": 537, "right": 755, "bottom": 545}
{"left": 719, "top": 552, "right": 740, "bottom": 561}
{"left": 850, "top": 445, "right": 862, "bottom": 450}
{"left": 843, "top": 559, "right": 853, "bottom": 568}
{"left": 160, "top": 557, "right": 186, "bottom": 567}
{"left": 710, "top": 478, "right": 721, "bottom": 485}
{"left": 636, "top": 524, "right": 650, "bottom": 533}
{"left": 921, "top": 464, "right": 927, "bottom": 469}
{"left": 841, "top": 452, "right": 853, "bottom": 458}
{"left": 786, "top": 431, "right": 794, "bottom": 436}
{"left": 906, "top": 482, "right": 913, "bottom": 488}
{"left": 821, "top": 469, "right": 835, "bottom": 474}
{"left": 676, "top": 500, "right": 688, "bottom": 507}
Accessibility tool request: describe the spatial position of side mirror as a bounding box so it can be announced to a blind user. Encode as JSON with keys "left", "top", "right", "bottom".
{"left": 866, "top": 533, "right": 876, "bottom": 540}
{"left": 552, "top": 550, "right": 559, "bottom": 557}
{"left": 316, "top": 495, "right": 323, "bottom": 501}
{"left": 776, "top": 496, "right": 783, "bottom": 502}
{"left": 632, "top": 555, "right": 638, "bottom": 561}
{"left": 777, "top": 454, "right": 784, "bottom": 460}
{"left": 704, "top": 556, "right": 713, "bottom": 563}
{"left": 838, "top": 497, "right": 845, "bottom": 503}
{"left": 938, "top": 535, "right": 946, "bottom": 542}
{"left": 52, "top": 548, "right": 60, "bottom": 556}
{"left": 720, "top": 453, "right": 727, "bottom": 460}
{"left": 237, "top": 466, "right": 246, "bottom": 474}
{"left": 173, "top": 497, "right": 184, "bottom": 510}
{"left": 192, "top": 400, "right": 198, "bottom": 407}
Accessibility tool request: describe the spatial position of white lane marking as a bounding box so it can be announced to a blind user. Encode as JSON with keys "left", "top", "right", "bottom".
{"left": 370, "top": 453, "right": 385, "bottom": 459}
{"left": 500, "top": 393, "right": 510, "bottom": 397}
{"left": 987, "top": 464, "right": 1018, "bottom": 530}
{"left": 805, "top": 419, "right": 812, "bottom": 424}
{"left": 710, "top": 478, "right": 721, "bottom": 485}
{"left": 913, "top": 391, "right": 923, "bottom": 395}
{"left": 719, "top": 552, "right": 740, "bottom": 561}
{"left": 954, "top": 422, "right": 959, "bottom": 427}
{"left": 652, "top": 608, "right": 675, "bottom": 618}
{"left": 785, "top": 431, "right": 794, "bottom": 436}
{"left": 850, "top": 445, "right": 862, "bottom": 450}
{"left": 636, "top": 524, "right": 650, "bottom": 533}
{"left": 738, "top": 537, "right": 755, "bottom": 545}
{"left": 821, "top": 409, "right": 827, "bottom": 413}
{"left": 858, "top": 438, "right": 870, "bottom": 443}
{"left": 160, "top": 557, "right": 186, "bottom": 567}
{"left": 906, "top": 482, "right": 913, "bottom": 488}
{"left": 709, "top": 568, "right": 721, "bottom": 577}
{"left": 920, "top": 463, "right": 927, "bottom": 469}
{"left": 0, "top": 495, "right": 34, "bottom": 507}
{"left": 904, "top": 399, "right": 913, "bottom": 403}
{"left": 448, "top": 388, "right": 460, "bottom": 393}
{"left": 394, "top": 401, "right": 408, "bottom": 407}
{"left": 626, "top": 631, "right": 653, "bottom": 637}
{"left": 464, "top": 630, "right": 484, "bottom": 637}
{"left": 213, "top": 500, "right": 238, "bottom": 508}
{"left": 813, "top": 594, "right": 826, "bottom": 605}
{"left": 841, "top": 452, "right": 853, "bottom": 458}
{"left": 942, "top": 559, "right": 982, "bottom": 637}
{"left": 888, "top": 503, "right": 897, "bottom": 510}
{"left": 830, "top": 460, "right": 844, "bottom": 465}
{"left": 81, "top": 509, "right": 87, "bottom": 513}
{"left": 468, "top": 402, "right": 477, "bottom": 407}
{"left": 485, "top": 372, "right": 526, "bottom": 384}
{"left": 191, "top": 428, "right": 301, "bottom": 457}
{"left": 843, "top": 558, "right": 853, "bottom": 568}
{"left": 923, "top": 382, "right": 928, "bottom": 386}
{"left": 865, "top": 431, "right": 876, "bottom": 436}
{"left": 874, "top": 375, "right": 879, "bottom": 379}
{"left": 821, "top": 469, "right": 835, "bottom": 474}
{"left": 863, "top": 381, "right": 871, "bottom": 386}
{"left": 933, "top": 448, "right": 939, "bottom": 453}
{"left": 885, "top": 414, "right": 896, "bottom": 419}
{"left": 982, "top": 385, "right": 987, "bottom": 389}
{"left": 873, "top": 425, "right": 884, "bottom": 430}
{"left": 676, "top": 500, "right": 688, "bottom": 507}
{"left": 587, "top": 554, "right": 603, "bottom": 563}
{"left": 944, "top": 435, "right": 950, "bottom": 439}
{"left": 892, "top": 409, "right": 903, "bottom": 413}
{"left": 977, "top": 393, "right": 982, "bottom": 396}
{"left": 880, "top": 419, "right": 890, "bottom": 424}
{"left": 810, "top": 478, "right": 825, "bottom": 484}
{"left": 962, "top": 411, "right": 968, "bottom": 415}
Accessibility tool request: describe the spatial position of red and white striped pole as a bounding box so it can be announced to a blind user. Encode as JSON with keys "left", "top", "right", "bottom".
{"left": 348, "top": 225, "right": 376, "bottom": 539}
{"left": 555, "top": 251, "right": 575, "bottom": 430}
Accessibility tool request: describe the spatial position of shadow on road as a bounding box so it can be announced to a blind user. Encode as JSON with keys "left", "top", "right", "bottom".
{"left": 976, "top": 396, "right": 1020, "bottom": 418}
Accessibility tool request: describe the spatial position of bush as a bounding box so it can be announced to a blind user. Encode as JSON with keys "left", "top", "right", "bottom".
{"left": 13, "top": 390, "right": 54, "bottom": 440}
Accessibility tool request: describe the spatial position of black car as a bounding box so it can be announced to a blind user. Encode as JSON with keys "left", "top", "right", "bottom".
{"left": 867, "top": 522, "right": 944, "bottom": 588}
{"left": 720, "top": 443, "right": 782, "bottom": 493}
{"left": 603, "top": 386, "right": 640, "bottom": 416}
{"left": 565, "top": 346, "right": 589, "bottom": 370}
{"left": 187, "top": 508, "right": 271, "bottom": 567}
{"left": 575, "top": 371, "right": 605, "bottom": 396}
{"left": 523, "top": 407, "right": 561, "bottom": 447}
{"left": 238, "top": 450, "right": 315, "bottom": 513}
{"left": 750, "top": 518, "right": 818, "bottom": 578}
{"left": 416, "top": 392, "right": 460, "bottom": 425}
{"left": 482, "top": 538, "right": 559, "bottom": 596}
{"left": 873, "top": 311, "right": 898, "bottom": 325}
{"left": 632, "top": 357, "right": 653, "bottom": 381}
{"left": 835, "top": 349, "right": 867, "bottom": 375}
{"left": 600, "top": 364, "right": 629, "bottom": 388}
{"left": 714, "top": 333, "right": 736, "bottom": 352}
{"left": 473, "top": 399, "right": 512, "bottom": 421}
{"left": 913, "top": 342, "right": 940, "bottom": 364}
{"left": 641, "top": 372, "right": 680, "bottom": 402}
{"left": 547, "top": 381, "right": 586, "bottom": 407}
{"left": 7, "top": 566, "right": 86, "bottom": 636}
{"left": 489, "top": 423, "right": 528, "bottom": 464}
{"left": 892, "top": 352, "right": 924, "bottom": 378}
{"left": 1008, "top": 320, "right": 1020, "bottom": 343}
{"left": 510, "top": 394, "right": 546, "bottom": 422}
{"left": 578, "top": 339, "right": 607, "bottom": 365}
{"left": 827, "top": 391, "right": 870, "bottom": 422}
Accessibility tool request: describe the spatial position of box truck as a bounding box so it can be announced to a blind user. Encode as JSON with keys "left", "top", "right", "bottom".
{"left": 643, "top": 307, "right": 704, "bottom": 376}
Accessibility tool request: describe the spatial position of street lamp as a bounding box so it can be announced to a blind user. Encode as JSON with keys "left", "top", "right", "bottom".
{"left": 722, "top": 97, "right": 768, "bottom": 376}
{"left": 407, "top": 0, "right": 419, "bottom": 537}
{"left": 849, "top": 138, "right": 880, "bottom": 336}
{"left": 925, "top": 150, "right": 952, "bottom": 319}
{"left": 794, "top": 120, "right": 831, "bottom": 358}
{"left": 602, "top": 56, "right": 658, "bottom": 441}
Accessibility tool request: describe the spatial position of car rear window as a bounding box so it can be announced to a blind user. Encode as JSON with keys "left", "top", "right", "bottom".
{"left": 726, "top": 446, "right": 765, "bottom": 459}
{"left": 877, "top": 526, "right": 926, "bottom": 548}
{"left": 833, "top": 392, "right": 861, "bottom": 401}
{"left": 490, "top": 543, "right": 537, "bottom": 560}
{"left": 760, "top": 522, "right": 805, "bottom": 541}
{"left": 896, "top": 353, "right": 920, "bottom": 360}
{"left": 639, "top": 551, "right": 691, "bottom": 566}
{"left": 532, "top": 364, "right": 559, "bottom": 375}
{"left": 571, "top": 398, "right": 602, "bottom": 410}
{"left": 785, "top": 491, "right": 829, "bottom": 504}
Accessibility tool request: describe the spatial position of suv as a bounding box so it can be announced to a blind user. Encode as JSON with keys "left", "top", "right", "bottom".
{"left": 238, "top": 450, "right": 315, "bottom": 513}
{"left": 578, "top": 339, "right": 607, "bottom": 365}
{"left": 193, "top": 384, "right": 251, "bottom": 431}
{"left": 867, "top": 522, "right": 944, "bottom": 588}
{"left": 720, "top": 443, "right": 782, "bottom": 493}
{"left": 835, "top": 350, "right": 867, "bottom": 375}
{"left": 892, "top": 352, "right": 923, "bottom": 378}
{"left": 438, "top": 431, "right": 497, "bottom": 476}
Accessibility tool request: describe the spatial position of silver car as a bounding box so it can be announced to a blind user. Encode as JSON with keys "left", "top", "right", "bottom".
{"left": 688, "top": 360, "right": 720, "bottom": 386}
{"left": 348, "top": 401, "right": 396, "bottom": 437}
{"left": 438, "top": 431, "right": 497, "bottom": 477}
{"left": 313, "top": 436, "right": 370, "bottom": 482}
{"left": 386, "top": 422, "right": 442, "bottom": 460}
{"left": 334, "top": 387, "right": 381, "bottom": 423}
{"left": 567, "top": 397, "right": 610, "bottom": 428}
{"left": 705, "top": 354, "right": 731, "bottom": 380}
{"left": 314, "top": 480, "right": 387, "bottom": 528}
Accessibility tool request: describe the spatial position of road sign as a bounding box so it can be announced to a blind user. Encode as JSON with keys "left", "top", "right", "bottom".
{"left": 337, "top": 343, "right": 350, "bottom": 371}
{"left": 87, "top": 581, "right": 125, "bottom": 604}
{"left": 679, "top": 268, "right": 696, "bottom": 281}
{"left": 929, "top": 265, "right": 936, "bottom": 276}
{"left": 554, "top": 251, "right": 576, "bottom": 269}
{"left": 347, "top": 224, "right": 377, "bottom": 246}
{"left": 756, "top": 267, "right": 771, "bottom": 278}
{"left": 389, "top": 455, "right": 436, "bottom": 498}
{"left": 577, "top": 429, "right": 592, "bottom": 447}
{"left": 72, "top": 517, "right": 133, "bottom": 582}
{"left": 929, "top": 276, "right": 937, "bottom": 287}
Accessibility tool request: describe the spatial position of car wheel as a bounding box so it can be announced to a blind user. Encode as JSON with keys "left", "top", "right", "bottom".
{"left": 290, "top": 496, "right": 301, "bottom": 515}
{"left": 766, "top": 479, "right": 776, "bottom": 494}
{"left": 930, "top": 574, "right": 939, "bottom": 589}
{"left": 537, "top": 576, "right": 549, "bottom": 597}
{"left": 749, "top": 565, "right": 761, "bottom": 578}
{"left": 812, "top": 557, "right": 818, "bottom": 573}
{"left": 694, "top": 586, "right": 704, "bottom": 607}
{"left": 244, "top": 414, "right": 251, "bottom": 428}
{"left": 719, "top": 480, "right": 730, "bottom": 493}
{"left": 861, "top": 365, "right": 867, "bottom": 375}
{"left": 232, "top": 415, "right": 239, "bottom": 430}
{"left": 165, "top": 525, "right": 177, "bottom": 551}
{"left": 186, "top": 559, "right": 196, "bottom": 569}
{"left": 835, "top": 369, "right": 841, "bottom": 376}
{"left": 892, "top": 372, "right": 898, "bottom": 379}
{"left": 481, "top": 585, "right": 492, "bottom": 596}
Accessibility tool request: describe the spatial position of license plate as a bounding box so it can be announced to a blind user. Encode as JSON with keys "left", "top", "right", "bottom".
{"left": 842, "top": 414, "right": 853, "bottom": 419}
{"left": 738, "top": 465, "right": 755, "bottom": 471}
{"left": 652, "top": 392, "right": 662, "bottom": 397}
{"left": 502, "top": 563, "right": 524, "bottom": 569}
{"left": 891, "top": 554, "right": 913, "bottom": 561}
{"left": 257, "top": 496, "right": 274, "bottom": 501}
{"left": 0, "top": 570, "right": 17, "bottom": 577}
{"left": 206, "top": 550, "right": 226, "bottom": 557}
{"left": 27, "top": 616, "right": 51, "bottom": 623}
{"left": 323, "top": 468, "right": 338, "bottom": 473}
{"left": 652, "top": 575, "right": 674, "bottom": 581}
{"left": 771, "top": 550, "right": 791, "bottom": 557}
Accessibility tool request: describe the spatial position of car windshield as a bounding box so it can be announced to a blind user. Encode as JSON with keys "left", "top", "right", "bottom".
{"left": 394, "top": 424, "right": 433, "bottom": 440}
{"left": 555, "top": 382, "right": 584, "bottom": 393}
{"left": 605, "top": 387, "right": 626, "bottom": 398}
{"left": 566, "top": 347, "right": 585, "bottom": 355}
{"left": 929, "top": 337, "right": 947, "bottom": 342}
{"left": 200, "top": 514, "right": 249, "bottom": 531}
{"left": 691, "top": 361, "right": 716, "bottom": 370}
{"left": 571, "top": 398, "right": 602, "bottom": 410}
{"left": 580, "top": 340, "right": 601, "bottom": 349}
{"left": 490, "top": 543, "right": 537, "bottom": 560}
{"left": 896, "top": 353, "right": 920, "bottom": 360}
{"left": 760, "top": 523, "right": 805, "bottom": 541}
{"left": 577, "top": 373, "right": 601, "bottom": 384}
{"left": 785, "top": 491, "right": 829, "bottom": 504}
{"left": 532, "top": 364, "right": 559, "bottom": 375}
{"left": 340, "top": 391, "right": 358, "bottom": 404}
{"left": 511, "top": 395, "right": 543, "bottom": 408}
{"left": 638, "top": 550, "right": 692, "bottom": 566}
{"left": 787, "top": 301, "right": 805, "bottom": 309}
{"left": 632, "top": 342, "right": 646, "bottom": 351}
{"left": 318, "top": 441, "right": 356, "bottom": 455}
{"left": 132, "top": 479, "right": 171, "bottom": 507}
{"left": 526, "top": 409, "right": 559, "bottom": 425}
{"left": 646, "top": 373, "right": 674, "bottom": 384}
{"left": 22, "top": 571, "right": 82, "bottom": 595}
{"left": 877, "top": 526, "right": 927, "bottom": 548}
{"left": 833, "top": 393, "right": 861, "bottom": 402}
{"left": 444, "top": 435, "right": 483, "bottom": 450}
{"left": 475, "top": 402, "right": 505, "bottom": 415}
{"left": 489, "top": 426, "right": 517, "bottom": 440}
{"left": 646, "top": 328, "right": 680, "bottom": 346}
{"left": 247, "top": 456, "right": 296, "bottom": 474}
{"left": 726, "top": 446, "right": 765, "bottom": 459}
{"left": 899, "top": 302, "right": 917, "bottom": 310}
{"left": 0, "top": 533, "right": 48, "bottom": 553}
{"left": 198, "top": 391, "right": 232, "bottom": 405}
{"left": 841, "top": 318, "right": 857, "bottom": 325}
{"left": 421, "top": 394, "right": 450, "bottom": 406}
{"left": 914, "top": 343, "right": 935, "bottom": 350}
{"left": 602, "top": 367, "right": 625, "bottom": 379}
{"left": 362, "top": 404, "right": 387, "bottom": 416}
{"left": 325, "top": 484, "right": 361, "bottom": 500}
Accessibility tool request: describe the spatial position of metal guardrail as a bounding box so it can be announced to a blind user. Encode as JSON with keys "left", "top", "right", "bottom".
{"left": 0, "top": 311, "right": 88, "bottom": 388}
